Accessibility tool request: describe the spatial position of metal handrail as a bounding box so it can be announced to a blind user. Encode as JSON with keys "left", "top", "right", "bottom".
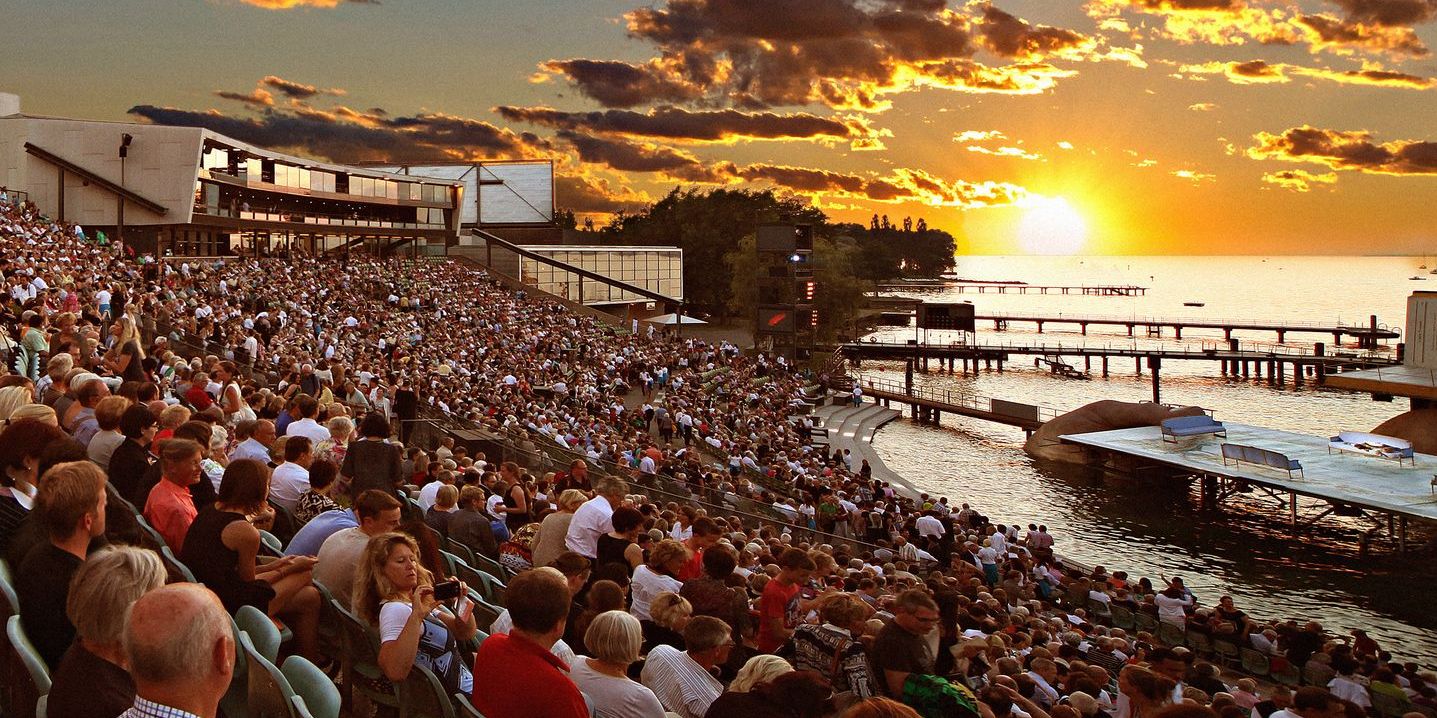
{"left": 849, "top": 340, "right": 1399, "bottom": 363}
{"left": 856, "top": 375, "right": 1063, "bottom": 423}
{"left": 972, "top": 310, "right": 1397, "bottom": 333}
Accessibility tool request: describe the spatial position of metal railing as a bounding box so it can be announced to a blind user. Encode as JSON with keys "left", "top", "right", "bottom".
{"left": 973, "top": 310, "right": 1397, "bottom": 333}
{"left": 856, "top": 375, "right": 1063, "bottom": 423}
{"left": 851, "top": 339, "right": 1399, "bottom": 363}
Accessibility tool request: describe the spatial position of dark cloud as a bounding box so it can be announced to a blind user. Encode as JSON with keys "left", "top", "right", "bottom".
{"left": 536, "top": 0, "right": 1097, "bottom": 110}
{"left": 538, "top": 58, "right": 707, "bottom": 108}
{"left": 494, "top": 105, "right": 882, "bottom": 146}
{"left": 214, "top": 88, "right": 275, "bottom": 108}
{"left": 553, "top": 174, "right": 649, "bottom": 214}
{"left": 1298, "top": 13, "right": 1430, "bottom": 56}
{"left": 555, "top": 130, "right": 731, "bottom": 182}
{"left": 728, "top": 163, "right": 1030, "bottom": 207}
{"left": 128, "top": 103, "right": 546, "bottom": 163}
{"left": 976, "top": 4, "right": 1093, "bottom": 60}
{"left": 1249, "top": 125, "right": 1437, "bottom": 175}
{"left": 261, "top": 75, "right": 345, "bottom": 99}
{"left": 1328, "top": 0, "right": 1437, "bottom": 27}
{"left": 1230, "top": 59, "right": 1281, "bottom": 78}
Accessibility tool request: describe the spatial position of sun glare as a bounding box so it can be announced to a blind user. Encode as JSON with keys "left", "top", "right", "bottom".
{"left": 1018, "top": 197, "right": 1088, "bottom": 255}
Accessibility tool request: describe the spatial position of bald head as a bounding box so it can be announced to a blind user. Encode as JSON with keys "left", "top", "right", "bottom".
{"left": 125, "top": 583, "right": 233, "bottom": 692}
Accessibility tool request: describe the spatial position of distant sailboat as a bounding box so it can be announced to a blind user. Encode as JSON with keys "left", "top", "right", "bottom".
{"left": 1411, "top": 275, "right": 1427, "bottom": 280}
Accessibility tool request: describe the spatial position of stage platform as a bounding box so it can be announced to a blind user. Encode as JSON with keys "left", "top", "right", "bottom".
{"left": 1060, "top": 423, "right": 1437, "bottom": 523}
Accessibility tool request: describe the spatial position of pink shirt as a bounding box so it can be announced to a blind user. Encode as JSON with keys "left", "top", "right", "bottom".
{"left": 144, "top": 479, "right": 197, "bottom": 553}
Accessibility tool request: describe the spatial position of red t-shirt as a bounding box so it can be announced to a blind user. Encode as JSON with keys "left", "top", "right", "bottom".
{"left": 677, "top": 546, "right": 704, "bottom": 582}
{"left": 472, "top": 633, "right": 587, "bottom": 718}
{"left": 756, "top": 579, "right": 801, "bottom": 653}
{"left": 184, "top": 385, "right": 214, "bottom": 411}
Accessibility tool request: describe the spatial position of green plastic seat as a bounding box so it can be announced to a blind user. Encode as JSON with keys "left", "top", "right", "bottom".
{"left": 1212, "top": 639, "right": 1240, "bottom": 667}
{"left": 310, "top": 580, "right": 344, "bottom": 659}
{"left": 282, "top": 655, "right": 342, "bottom": 718}
{"left": 396, "top": 665, "right": 456, "bottom": 718}
{"left": 1107, "top": 605, "right": 1135, "bottom": 631}
{"left": 7, "top": 615, "right": 51, "bottom": 718}
{"left": 159, "top": 545, "right": 197, "bottom": 582}
{"left": 134, "top": 516, "right": 169, "bottom": 553}
{"left": 1133, "top": 611, "right": 1159, "bottom": 633}
{"left": 259, "top": 529, "right": 284, "bottom": 556}
{"left": 1240, "top": 647, "right": 1271, "bottom": 676}
{"left": 1371, "top": 690, "right": 1414, "bottom": 718}
{"left": 444, "top": 539, "right": 477, "bottom": 569}
{"left": 223, "top": 618, "right": 251, "bottom": 718}
{"left": 454, "top": 693, "right": 486, "bottom": 718}
{"left": 239, "top": 630, "right": 304, "bottom": 718}
{"left": 237, "top": 604, "right": 282, "bottom": 664}
{"left": 0, "top": 559, "right": 18, "bottom": 620}
{"left": 1156, "top": 620, "right": 1186, "bottom": 647}
{"left": 333, "top": 600, "right": 398, "bottom": 709}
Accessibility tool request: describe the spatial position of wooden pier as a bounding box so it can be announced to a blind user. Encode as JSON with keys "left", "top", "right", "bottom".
{"left": 976, "top": 312, "right": 1398, "bottom": 348}
{"left": 876, "top": 282, "right": 1147, "bottom": 296}
{"left": 840, "top": 340, "right": 1401, "bottom": 402}
{"left": 858, "top": 376, "right": 1058, "bottom": 434}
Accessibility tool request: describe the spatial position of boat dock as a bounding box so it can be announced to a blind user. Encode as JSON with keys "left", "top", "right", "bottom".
{"left": 978, "top": 312, "right": 1398, "bottom": 347}
{"left": 857, "top": 376, "right": 1059, "bottom": 434}
{"left": 1059, "top": 423, "right": 1437, "bottom": 549}
{"left": 876, "top": 282, "right": 1148, "bottom": 296}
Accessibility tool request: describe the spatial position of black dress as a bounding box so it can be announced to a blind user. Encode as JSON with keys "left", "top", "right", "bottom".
{"left": 594, "top": 533, "right": 634, "bottom": 580}
{"left": 502, "top": 483, "right": 530, "bottom": 534}
{"left": 180, "top": 506, "right": 276, "bottom": 614}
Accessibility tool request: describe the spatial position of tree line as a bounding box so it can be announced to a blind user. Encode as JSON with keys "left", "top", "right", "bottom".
{"left": 557, "top": 188, "right": 960, "bottom": 339}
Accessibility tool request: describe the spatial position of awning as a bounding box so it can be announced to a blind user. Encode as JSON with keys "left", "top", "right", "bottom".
{"left": 642, "top": 313, "right": 707, "bottom": 325}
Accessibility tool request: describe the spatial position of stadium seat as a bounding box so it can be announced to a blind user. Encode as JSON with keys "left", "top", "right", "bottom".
{"left": 1133, "top": 612, "right": 1158, "bottom": 633}
{"left": 259, "top": 530, "right": 285, "bottom": 557}
{"left": 1107, "top": 605, "right": 1135, "bottom": 631}
{"left": 1240, "top": 647, "right": 1270, "bottom": 676}
{"left": 239, "top": 630, "right": 304, "bottom": 718}
{"left": 1371, "top": 690, "right": 1414, "bottom": 718}
{"left": 444, "top": 539, "right": 477, "bottom": 568}
{"left": 1185, "top": 630, "right": 1212, "bottom": 655}
{"left": 6, "top": 615, "right": 50, "bottom": 718}
{"left": 237, "top": 604, "right": 282, "bottom": 664}
{"left": 159, "top": 545, "right": 197, "bottom": 583}
{"left": 454, "top": 692, "right": 486, "bottom": 718}
{"left": 1270, "top": 659, "right": 1301, "bottom": 686}
{"left": 134, "top": 515, "right": 169, "bottom": 552}
{"left": 282, "top": 655, "right": 341, "bottom": 718}
{"left": 224, "top": 618, "right": 252, "bottom": 718}
{"left": 1212, "top": 639, "right": 1240, "bottom": 667}
{"left": 310, "top": 580, "right": 343, "bottom": 659}
{"left": 396, "top": 664, "right": 456, "bottom": 718}
{"left": 1156, "top": 621, "right": 1186, "bottom": 647}
{"left": 333, "top": 600, "right": 398, "bottom": 710}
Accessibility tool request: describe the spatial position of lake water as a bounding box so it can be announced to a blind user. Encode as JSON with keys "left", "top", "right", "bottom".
{"left": 857, "top": 255, "right": 1437, "bottom": 661}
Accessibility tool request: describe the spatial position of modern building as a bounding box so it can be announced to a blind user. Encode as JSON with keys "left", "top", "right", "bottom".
{"left": 0, "top": 93, "right": 462, "bottom": 257}
{"left": 368, "top": 160, "right": 560, "bottom": 244}
{"left": 501, "top": 244, "right": 683, "bottom": 307}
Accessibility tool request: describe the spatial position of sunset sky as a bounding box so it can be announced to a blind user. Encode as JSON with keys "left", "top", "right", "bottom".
{"left": 5, "top": 0, "right": 1436, "bottom": 254}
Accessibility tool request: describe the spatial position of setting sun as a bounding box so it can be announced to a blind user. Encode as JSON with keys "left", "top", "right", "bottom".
{"left": 1018, "top": 197, "right": 1088, "bottom": 255}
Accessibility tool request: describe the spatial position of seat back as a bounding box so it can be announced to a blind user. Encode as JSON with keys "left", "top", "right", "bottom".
{"left": 159, "top": 545, "right": 197, "bottom": 583}
{"left": 332, "top": 600, "right": 398, "bottom": 707}
{"left": 223, "top": 617, "right": 251, "bottom": 718}
{"left": 6, "top": 615, "right": 51, "bottom": 718}
{"left": 1220, "top": 444, "right": 1239, "bottom": 460}
{"left": 282, "top": 655, "right": 342, "bottom": 718}
{"left": 239, "top": 631, "right": 301, "bottom": 718}
{"left": 455, "top": 692, "right": 486, "bottom": 718}
{"left": 1239, "top": 647, "right": 1270, "bottom": 676}
{"left": 396, "top": 665, "right": 457, "bottom": 718}
{"left": 236, "top": 604, "right": 282, "bottom": 664}
{"left": 1156, "top": 621, "right": 1186, "bottom": 647}
{"left": 1108, "top": 605, "right": 1135, "bottom": 631}
{"left": 444, "top": 539, "right": 477, "bottom": 569}
{"left": 0, "top": 559, "right": 17, "bottom": 622}
{"left": 1371, "top": 690, "right": 1413, "bottom": 718}
{"left": 259, "top": 530, "right": 285, "bottom": 557}
{"left": 310, "top": 580, "right": 344, "bottom": 659}
{"left": 1162, "top": 416, "right": 1206, "bottom": 431}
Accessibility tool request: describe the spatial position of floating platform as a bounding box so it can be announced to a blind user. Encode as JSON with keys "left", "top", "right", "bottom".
{"left": 1059, "top": 423, "right": 1437, "bottom": 546}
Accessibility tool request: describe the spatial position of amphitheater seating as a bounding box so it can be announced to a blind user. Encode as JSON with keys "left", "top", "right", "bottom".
{"left": 5, "top": 615, "right": 49, "bottom": 718}
{"left": 239, "top": 630, "right": 306, "bottom": 718}
{"left": 1221, "top": 443, "right": 1304, "bottom": 479}
{"left": 282, "top": 655, "right": 341, "bottom": 718}
{"left": 1371, "top": 690, "right": 1415, "bottom": 718}
{"left": 1240, "top": 647, "right": 1270, "bottom": 676}
{"left": 237, "top": 605, "right": 283, "bottom": 664}
{"left": 396, "top": 664, "right": 457, "bottom": 718}
{"left": 333, "top": 599, "right": 398, "bottom": 711}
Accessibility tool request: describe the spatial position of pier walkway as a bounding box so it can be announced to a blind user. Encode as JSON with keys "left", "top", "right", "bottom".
{"left": 854, "top": 377, "right": 1057, "bottom": 433}
{"left": 877, "top": 282, "right": 1146, "bottom": 296}
{"left": 977, "top": 311, "right": 1398, "bottom": 346}
{"left": 840, "top": 340, "right": 1399, "bottom": 388}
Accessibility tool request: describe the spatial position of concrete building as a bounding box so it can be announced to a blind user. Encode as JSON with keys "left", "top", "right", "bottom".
{"left": 0, "top": 93, "right": 462, "bottom": 256}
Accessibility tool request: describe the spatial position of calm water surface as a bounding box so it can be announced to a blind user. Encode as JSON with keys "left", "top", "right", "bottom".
{"left": 860, "top": 256, "right": 1437, "bottom": 661}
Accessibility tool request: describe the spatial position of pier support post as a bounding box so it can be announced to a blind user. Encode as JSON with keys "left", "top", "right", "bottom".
{"left": 1149, "top": 356, "right": 1162, "bottom": 404}
{"left": 1127, "top": 324, "right": 1134, "bottom": 337}
{"left": 1136, "top": 357, "right": 1142, "bottom": 376}
{"left": 1102, "top": 356, "right": 1109, "bottom": 377}
{"left": 1242, "top": 361, "right": 1249, "bottom": 378}
{"left": 1037, "top": 321, "right": 1044, "bottom": 333}
{"left": 1085, "top": 356, "right": 1091, "bottom": 372}
{"left": 997, "top": 359, "right": 1003, "bottom": 373}
{"left": 1174, "top": 326, "right": 1182, "bottom": 340}
{"left": 1224, "top": 327, "right": 1233, "bottom": 341}
{"left": 1314, "top": 343, "right": 1326, "bottom": 384}
{"left": 1295, "top": 363, "right": 1304, "bottom": 387}
{"left": 1081, "top": 323, "right": 1088, "bottom": 335}
{"left": 1277, "top": 330, "right": 1287, "bottom": 343}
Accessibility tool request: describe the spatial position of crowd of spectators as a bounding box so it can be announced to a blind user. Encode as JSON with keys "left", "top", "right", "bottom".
{"left": 0, "top": 193, "right": 1433, "bottom": 718}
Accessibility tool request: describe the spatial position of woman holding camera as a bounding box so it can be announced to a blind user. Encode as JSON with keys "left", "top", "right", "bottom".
{"left": 354, "top": 531, "right": 477, "bottom": 694}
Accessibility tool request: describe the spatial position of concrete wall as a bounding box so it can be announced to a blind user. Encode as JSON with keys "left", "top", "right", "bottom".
{"left": 0, "top": 117, "right": 202, "bottom": 226}
{"left": 1406, "top": 292, "right": 1437, "bottom": 370}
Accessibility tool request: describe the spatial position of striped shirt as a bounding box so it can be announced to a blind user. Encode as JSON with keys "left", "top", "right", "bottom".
{"left": 639, "top": 645, "right": 722, "bottom": 718}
